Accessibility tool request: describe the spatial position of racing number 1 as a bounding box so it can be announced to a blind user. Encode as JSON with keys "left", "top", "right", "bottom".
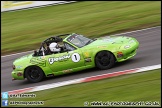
{"left": 74, "top": 55, "right": 77, "bottom": 60}
{"left": 72, "top": 53, "right": 80, "bottom": 62}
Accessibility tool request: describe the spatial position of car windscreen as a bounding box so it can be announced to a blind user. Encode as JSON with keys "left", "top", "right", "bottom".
{"left": 67, "top": 34, "right": 93, "bottom": 48}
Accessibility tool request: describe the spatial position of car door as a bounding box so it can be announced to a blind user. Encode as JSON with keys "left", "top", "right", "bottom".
{"left": 47, "top": 43, "right": 85, "bottom": 72}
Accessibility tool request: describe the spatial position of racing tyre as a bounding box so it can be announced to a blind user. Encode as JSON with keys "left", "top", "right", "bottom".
{"left": 25, "top": 66, "right": 44, "bottom": 83}
{"left": 95, "top": 51, "right": 115, "bottom": 70}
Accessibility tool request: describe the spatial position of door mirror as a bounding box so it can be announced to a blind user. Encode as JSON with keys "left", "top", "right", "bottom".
{"left": 33, "top": 50, "right": 38, "bottom": 56}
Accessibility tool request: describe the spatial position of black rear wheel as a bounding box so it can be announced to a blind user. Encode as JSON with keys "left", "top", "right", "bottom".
{"left": 25, "top": 66, "right": 44, "bottom": 83}
{"left": 95, "top": 51, "right": 115, "bottom": 70}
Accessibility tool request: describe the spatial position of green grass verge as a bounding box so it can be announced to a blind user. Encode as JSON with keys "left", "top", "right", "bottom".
{"left": 1, "top": 1, "right": 161, "bottom": 55}
{"left": 7, "top": 69, "right": 161, "bottom": 107}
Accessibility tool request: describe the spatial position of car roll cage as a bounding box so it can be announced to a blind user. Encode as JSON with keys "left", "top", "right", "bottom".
{"left": 36, "top": 34, "right": 70, "bottom": 56}
{"left": 43, "top": 34, "right": 70, "bottom": 44}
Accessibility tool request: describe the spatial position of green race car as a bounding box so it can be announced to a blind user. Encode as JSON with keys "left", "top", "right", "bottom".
{"left": 12, "top": 33, "right": 139, "bottom": 83}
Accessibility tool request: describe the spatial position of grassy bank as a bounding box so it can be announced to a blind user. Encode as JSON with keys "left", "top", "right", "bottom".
{"left": 1, "top": 1, "right": 161, "bottom": 55}
{"left": 7, "top": 69, "right": 161, "bottom": 107}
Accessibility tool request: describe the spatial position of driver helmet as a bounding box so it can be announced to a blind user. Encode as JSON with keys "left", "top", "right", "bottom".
{"left": 49, "top": 42, "right": 61, "bottom": 52}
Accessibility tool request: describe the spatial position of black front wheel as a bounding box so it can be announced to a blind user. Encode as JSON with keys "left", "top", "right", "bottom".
{"left": 95, "top": 51, "right": 115, "bottom": 70}
{"left": 25, "top": 66, "right": 44, "bottom": 83}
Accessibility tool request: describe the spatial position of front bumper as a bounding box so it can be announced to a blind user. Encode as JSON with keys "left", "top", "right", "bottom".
{"left": 11, "top": 70, "right": 25, "bottom": 80}
{"left": 116, "top": 39, "right": 139, "bottom": 62}
{"left": 116, "top": 48, "right": 138, "bottom": 62}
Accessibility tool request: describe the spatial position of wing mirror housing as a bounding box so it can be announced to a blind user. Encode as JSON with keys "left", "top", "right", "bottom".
{"left": 33, "top": 50, "right": 38, "bottom": 56}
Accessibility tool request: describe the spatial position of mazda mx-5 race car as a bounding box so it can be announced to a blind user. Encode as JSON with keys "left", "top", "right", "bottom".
{"left": 12, "top": 33, "right": 139, "bottom": 83}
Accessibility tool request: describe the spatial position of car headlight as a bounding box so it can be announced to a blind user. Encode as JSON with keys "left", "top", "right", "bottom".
{"left": 124, "top": 45, "right": 130, "bottom": 49}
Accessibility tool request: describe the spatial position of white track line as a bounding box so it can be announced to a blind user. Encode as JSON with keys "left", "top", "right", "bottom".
{"left": 1, "top": 26, "right": 161, "bottom": 58}
{"left": 1, "top": 50, "right": 34, "bottom": 58}
{"left": 5, "top": 64, "right": 161, "bottom": 95}
{"left": 115, "top": 26, "right": 161, "bottom": 35}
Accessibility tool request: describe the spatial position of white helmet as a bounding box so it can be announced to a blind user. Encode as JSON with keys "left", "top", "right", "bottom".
{"left": 49, "top": 42, "right": 61, "bottom": 52}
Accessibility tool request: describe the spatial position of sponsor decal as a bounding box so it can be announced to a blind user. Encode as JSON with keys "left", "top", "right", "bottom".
{"left": 48, "top": 53, "right": 81, "bottom": 64}
{"left": 67, "top": 35, "right": 77, "bottom": 42}
{"left": 85, "top": 58, "right": 92, "bottom": 62}
{"left": 84, "top": 52, "right": 89, "bottom": 57}
{"left": 63, "top": 69, "right": 73, "bottom": 73}
{"left": 97, "top": 46, "right": 107, "bottom": 48}
{"left": 16, "top": 65, "right": 22, "bottom": 69}
{"left": 129, "top": 40, "right": 135, "bottom": 44}
{"left": 30, "top": 57, "right": 46, "bottom": 66}
{"left": 49, "top": 54, "right": 70, "bottom": 64}
{"left": 124, "top": 45, "right": 130, "bottom": 49}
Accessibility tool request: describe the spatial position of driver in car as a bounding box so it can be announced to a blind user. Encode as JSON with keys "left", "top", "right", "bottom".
{"left": 49, "top": 42, "right": 61, "bottom": 54}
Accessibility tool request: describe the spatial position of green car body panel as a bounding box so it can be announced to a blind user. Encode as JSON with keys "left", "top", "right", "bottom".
{"left": 11, "top": 34, "right": 139, "bottom": 82}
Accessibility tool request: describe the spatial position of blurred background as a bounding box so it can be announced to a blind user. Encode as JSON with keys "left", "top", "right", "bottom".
{"left": 1, "top": 1, "right": 161, "bottom": 107}
{"left": 1, "top": 1, "right": 161, "bottom": 55}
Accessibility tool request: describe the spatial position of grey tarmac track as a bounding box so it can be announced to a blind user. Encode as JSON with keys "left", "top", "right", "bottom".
{"left": 1, "top": 26, "right": 161, "bottom": 92}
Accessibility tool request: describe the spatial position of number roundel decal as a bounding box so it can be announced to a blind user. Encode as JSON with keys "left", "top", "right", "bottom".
{"left": 71, "top": 53, "right": 80, "bottom": 62}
